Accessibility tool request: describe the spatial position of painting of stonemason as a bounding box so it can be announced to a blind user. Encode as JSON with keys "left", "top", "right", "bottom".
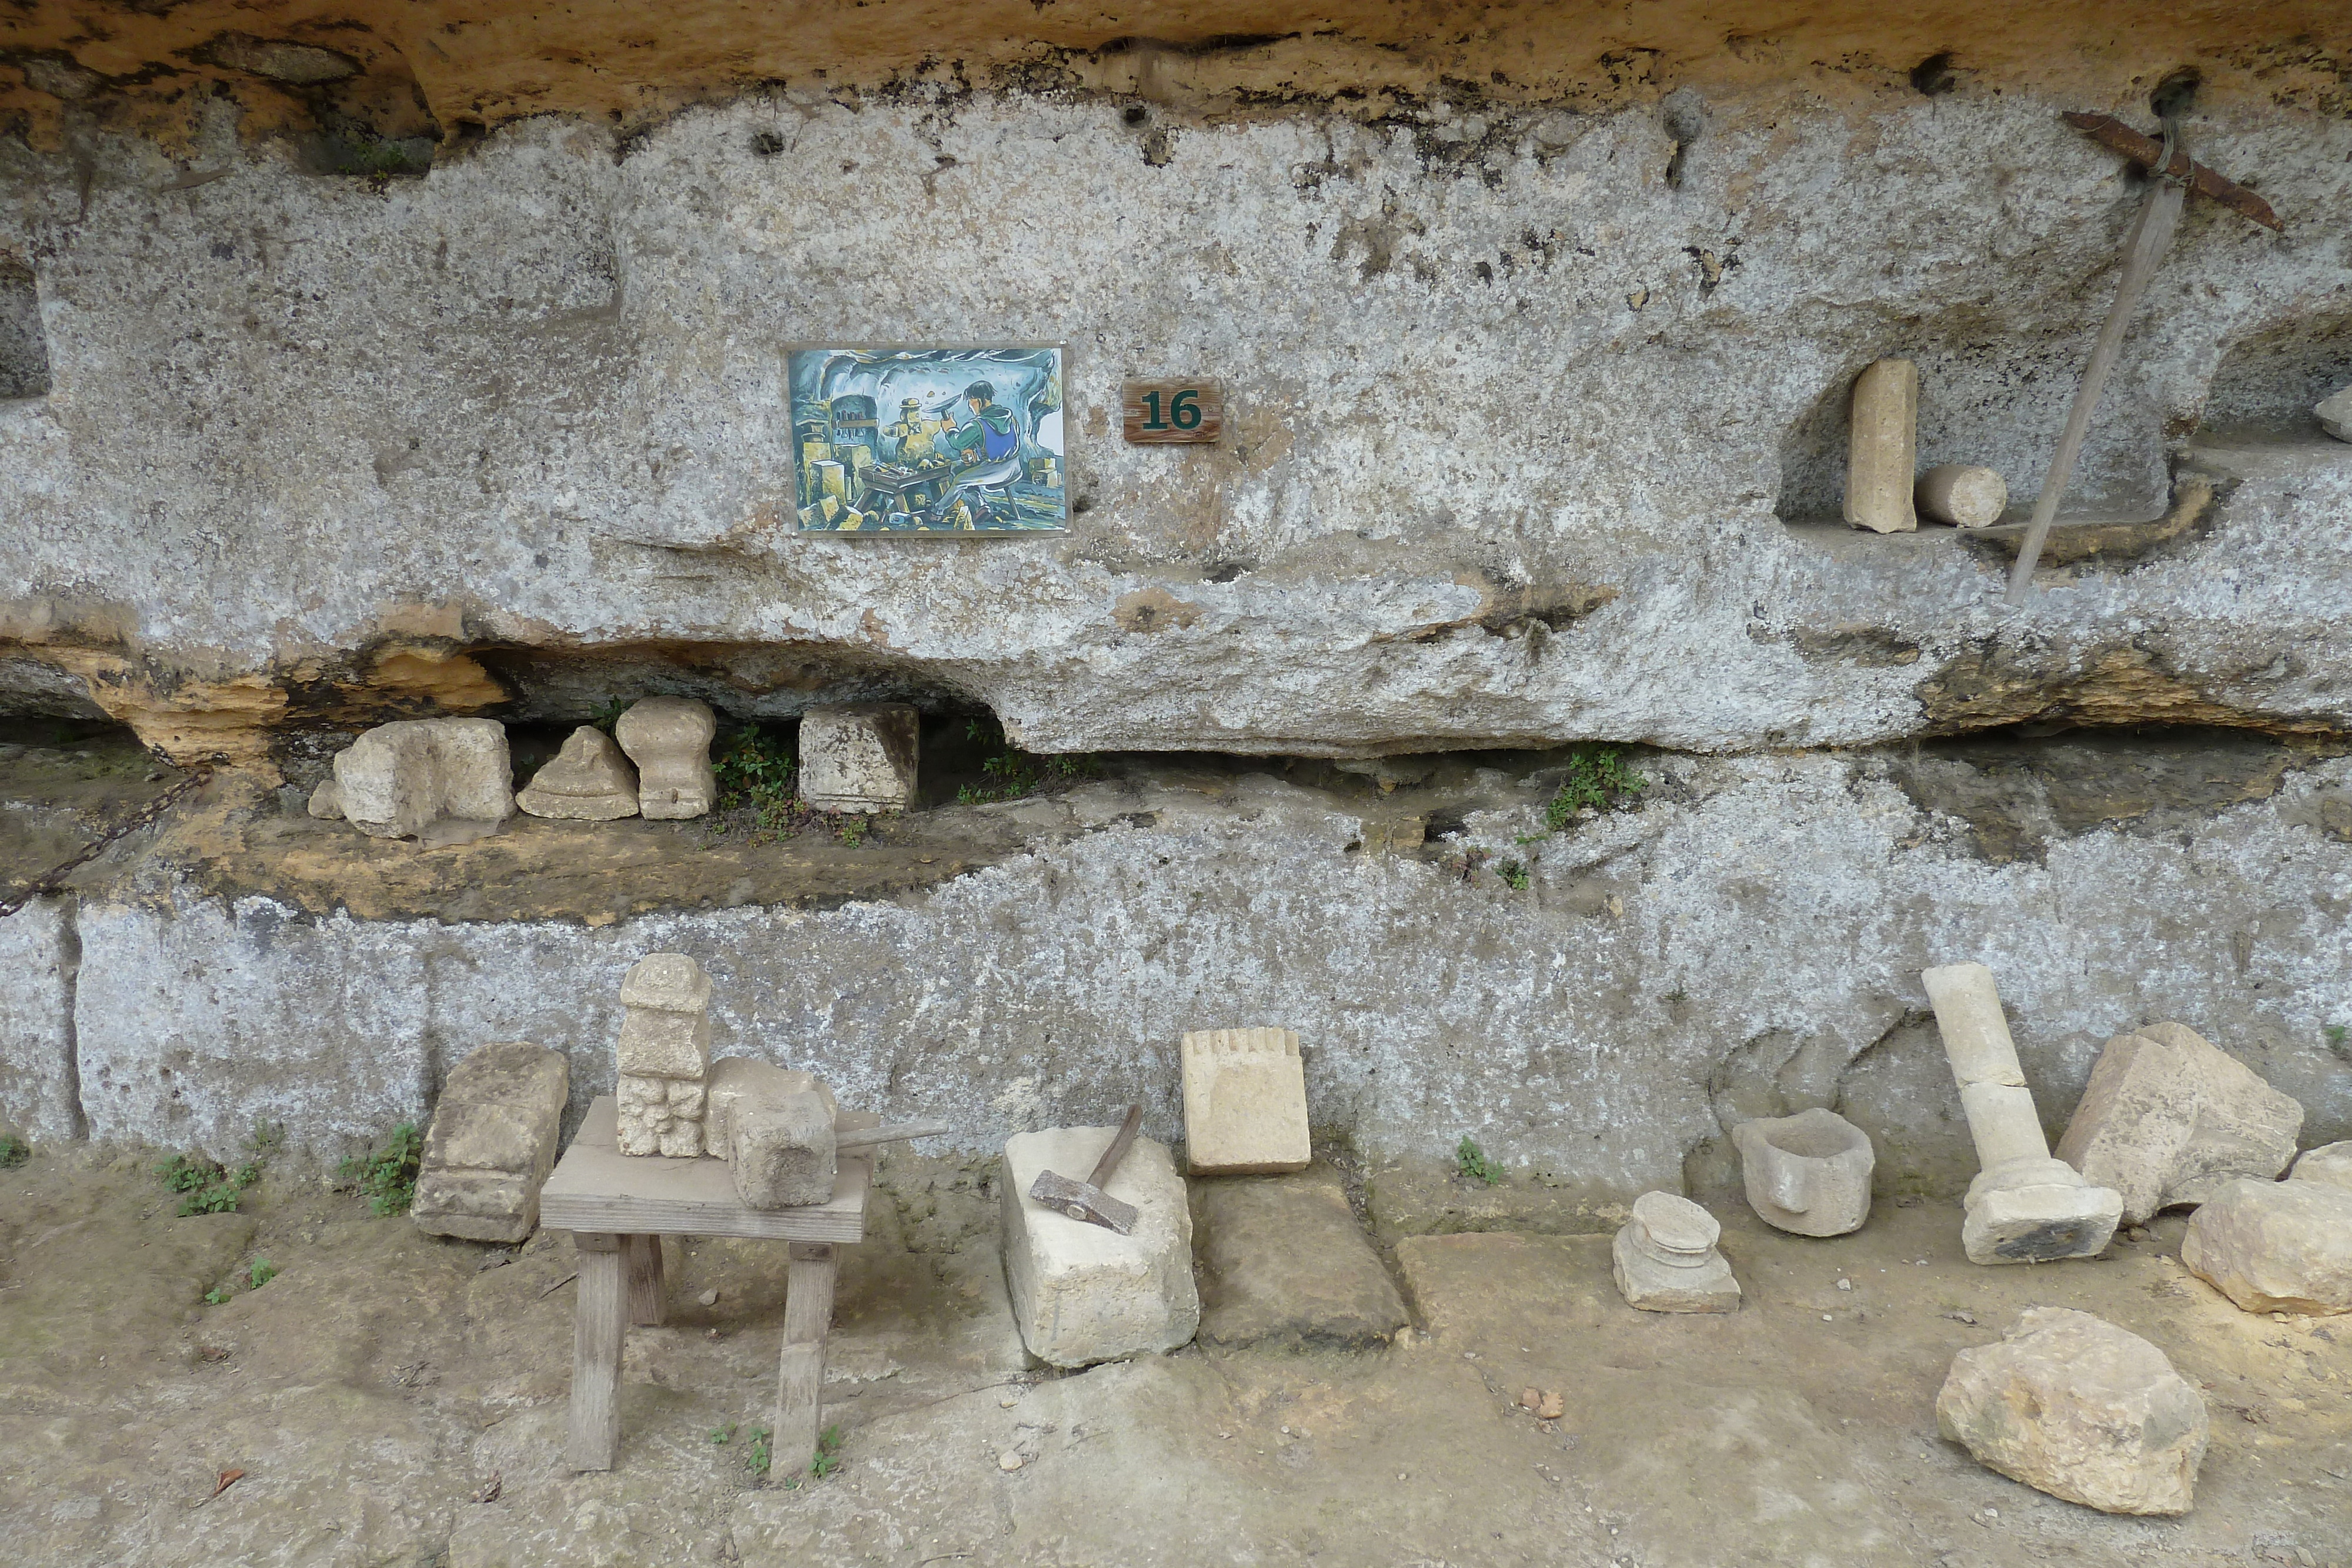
{"left": 789, "top": 346, "right": 1067, "bottom": 533}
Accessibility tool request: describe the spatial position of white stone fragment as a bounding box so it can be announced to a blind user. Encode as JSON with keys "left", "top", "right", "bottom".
{"left": 2289, "top": 1141, "right": 2352, "bottom": 1193}
{"left": 1843, "top": 358, "right": 1919, "bottom": 533}
{"left": 797, "top": 703, "right": 920, "bottom": 812}
{"left": 1915, "top": 463, "right": 2007, "bottom": 527}
{"left": 1732, "top": 1106, "right": 1874, "bottom": 1236}
{"left": 516, "top": 725, "right": 640, "bottom": 820}
{"left": 2180, "top": 1176, "right": 2352, "bottom": 1315}
{"left": 1001, "top": 1124, "right": 1199, "bottom": 1368}
{"left": 1611, "top": 1191, "right": 1740, "bottom": 1312}
{"left": 1923, "top": 962, "right": 2122, "bottom": 1265}
{"left": 1936, "top": 1307, "right": 2208, "bottom": 1515}
{"left": 614, "top": 697, "right": 717, "bottom": 820}
{"left": 411, "top": 1041, "right": 569, "bottom": 1243}
{"left": 2318, "top": 384, "right": 2351, "bottom": 443}
{"left": 306, "top": 775, "right": 343, "bottom": 818}
{"left": 2054, "top": 1022, "right": 2302, "bottom": 1225}
{"left": 330, "top": 718, "right": 514, "bottom": 839}
{"left": 1180, "top": 1026, "right": 1311, "bottom": 1175}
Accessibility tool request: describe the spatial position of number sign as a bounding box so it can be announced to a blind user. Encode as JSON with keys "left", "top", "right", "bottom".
{"left": 1121, "top": 380, "right": 1223, "bottom": 444}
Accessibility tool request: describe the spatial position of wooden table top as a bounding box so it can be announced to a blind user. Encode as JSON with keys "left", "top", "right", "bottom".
{"left": 541, "top": 1096, "right": 871, "bottom": 1243}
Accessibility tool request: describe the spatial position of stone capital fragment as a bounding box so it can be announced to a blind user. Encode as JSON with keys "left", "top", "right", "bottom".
{"left": 704, "top": 1056, "right": 835, "bottom": 1156}
{"left": 1611, "top": 1191, "right": 1740, "bottom": 1312}
{"left": 2054, "top": 1022, "right": 2302, "bottom": 1225}
{"left": 331, "top": 717, "right": 515, "bottom": 840}
{"left": 1936, "top": 1308, "right": 2207, "bottom": 1515}
{"left": 614, "top": 697, "right": 717, "bottom": 820}
{"left": 517, "top": 726, "right": 640, "bottom": 820}
{"left": 1732, "top": 1107, "right": 1874, "bottom": 1236}
{"left": 410, "top": 1041, "right": 569, "bottom": 1243}
{"left": 2180, "top": 1176, "right": 2352, "bottom": 1315}
{"left": 797, "top": 703, "right": 920, "bottom": 813}
{"left": 619, "top": 952, "right": 713, "bottom": 1015}
{"left": 614, "top": 952, "right": 714, "bottom": 1157}
{"left": 1923, "top": 962, "right": 2122, "bottom": 1265}
{"left": 1180, "top": 1027, "right": 1311, "bottom": 1175}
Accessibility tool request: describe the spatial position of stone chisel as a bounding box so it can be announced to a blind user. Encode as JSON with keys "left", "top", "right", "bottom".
{"left": 1027, "top": 1104, "right": 1144, "bottom": 1233}
{"left": 833, "top": 1119, "right": 952, "bottom": 1151}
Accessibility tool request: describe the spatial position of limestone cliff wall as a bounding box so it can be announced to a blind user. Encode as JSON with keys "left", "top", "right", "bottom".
{"left": 2, "top": 82, "right": 2349, "bottom": 759}
{"left": 8, "top": 747, "right": 2347, "bottom": 1195}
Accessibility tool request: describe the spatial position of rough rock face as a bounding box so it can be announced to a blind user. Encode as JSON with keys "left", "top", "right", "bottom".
{"left": 6, "top": 741, "right": 2350, "bottom": 1192}
{"left": 4, "top": 92, "right": 2351, "bottom": 761}
{"left": 2290, "top": 1142, "right": 2352, "bottom": 1192}
{"left": 2054, "top": 1022, "right": 2303, "bottom": 1224}
{"left": 2179, "top": 1178, "right": 2352, "bottom": 1315}
{"left": 1936, "top": 1307, "right": 2208, "bottom": 1515}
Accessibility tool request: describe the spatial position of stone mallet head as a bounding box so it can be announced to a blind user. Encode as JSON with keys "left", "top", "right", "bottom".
{"left": 1027, "top": 1104, "right": 1145, "bottom": 1234}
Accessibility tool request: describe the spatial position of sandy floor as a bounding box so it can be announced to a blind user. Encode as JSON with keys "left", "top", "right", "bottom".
{"left": 2, "top": 1145, "right": 2347, "bottom": 1567}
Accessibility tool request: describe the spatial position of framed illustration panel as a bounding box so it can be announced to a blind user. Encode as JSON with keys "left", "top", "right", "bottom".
{"left": 789, "top": 345, "right": 1067, "bottom": 534}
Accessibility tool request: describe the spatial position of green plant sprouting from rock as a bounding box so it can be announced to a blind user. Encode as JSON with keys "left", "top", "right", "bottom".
{"left": 248, "top": 1258, "right": 277, "bottom": 1289}
{"left": 342, "top": 1122, "right": 423, "bottom": 1216}
{"left": 1456, "top": 1136, "right": 1504, "bottom": 1187}
{"left": 0, "top": 1135, "right": 27, "bottom": 1168}
{"left": 956, "top": 719, "right": 1102, "bottom": 805}
{"left": 713, "top": 725, "right": 799, "bottom": 831}
{"left": 1544, "top": 746, "right": 1646, "bottom": 832}
{"left": 157, "top": 1122, "right": 282, "bottom": 1217}
{"left": 1497, "top": 859, "right": 1530, "bottom": 890}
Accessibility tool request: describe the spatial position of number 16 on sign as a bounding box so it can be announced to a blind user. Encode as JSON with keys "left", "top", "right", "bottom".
{"left": 1122, "top": 380, "right": 1224, "bottom": 444}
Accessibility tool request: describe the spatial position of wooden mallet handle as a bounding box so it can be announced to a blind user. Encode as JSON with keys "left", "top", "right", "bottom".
{"left": 1087, "top": 1104, "right": 1145, "bottom": 1189}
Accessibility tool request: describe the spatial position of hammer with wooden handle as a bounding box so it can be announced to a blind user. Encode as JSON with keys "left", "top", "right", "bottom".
{"left": 1027, "top": 1104, "right": 1144, "bottom": 1234}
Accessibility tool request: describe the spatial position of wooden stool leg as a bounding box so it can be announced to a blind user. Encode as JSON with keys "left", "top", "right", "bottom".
{"left": 569, "top": 1233, "right": 624, "bottom": 1470}
{"left": 770, "top": 1241, "right": 836, "bottom": 1482}
{"left": 623, "top": 1233, "right": 666, "bottom": 1326}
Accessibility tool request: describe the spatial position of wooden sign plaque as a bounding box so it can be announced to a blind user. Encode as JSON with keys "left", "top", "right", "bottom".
{"left": 1122, "top": 380, "right": 1224, "bottom": 444}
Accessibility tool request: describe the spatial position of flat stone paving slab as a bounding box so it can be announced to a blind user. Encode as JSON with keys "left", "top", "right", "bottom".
{"left": 1190, "top": 1165, "right": 1406, "bottom": 1349}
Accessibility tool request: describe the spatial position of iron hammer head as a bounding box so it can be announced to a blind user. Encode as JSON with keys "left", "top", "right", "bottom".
{"left": 1027, "top": 1168, "right": 1138, "bottom": 1234}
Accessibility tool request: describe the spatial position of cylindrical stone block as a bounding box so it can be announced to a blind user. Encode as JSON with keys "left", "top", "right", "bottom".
{"left": 1843, "top": 358, "right": 1919, "bottom": 534}
{"left": 1916, "top": 464, "right": 2008, "bottom": 528}
{"left": 1961, "top": 1082, "right": 2052, "bottom": 1170}
{"left": 1926, "top": 962, "right": 2054, "bottom": 1166}
{"left": 1923, "top": 962, "right": 2027, "bottom": 1086}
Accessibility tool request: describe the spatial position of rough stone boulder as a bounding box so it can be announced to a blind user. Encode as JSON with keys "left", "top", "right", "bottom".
{"left": 2180, "top": 1177, "right": 2352, "bottom": 1316}
{"left": 2321, "top": 385, "right": 2351, "bottom": 444}
{"left": 330, "top": 718, "right": 514, "bottom": 840}
{"left": 516, "top": 726, "right": 639, "bottom": 820}
{"left": 1001, "top": 1124, "right": 1197, "bottom": 1368}
{"left": 1936, "top": 1307, "right": 2208, "bottom": 1515}
{"left": 2290, "top": 1142, "right": 2352, "bottom": 1193}
{"left": 1191, "top": 1165, "right": 1407, "bottom": 1350}
{"left": 2054, "top": 1022, "right": 2301, "bottom": 1225}
{"left": 410, "top": 1041, "right": 569, "bottom": 1243}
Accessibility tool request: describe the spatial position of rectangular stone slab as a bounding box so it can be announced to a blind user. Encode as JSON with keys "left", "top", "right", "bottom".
{"left": 542, "top": 1097, "right": 870, "bottom": 1242}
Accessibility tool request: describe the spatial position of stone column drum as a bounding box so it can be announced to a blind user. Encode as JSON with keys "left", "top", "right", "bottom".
{"left": 1732, "top": 1107, "right": 1875, "bottom": 1236}
{"left": 1922, "top": 962, "right": 2122, "bottom": 1264}
{"left": 1843, "top": 357, "right": 1919, "bottom": 533}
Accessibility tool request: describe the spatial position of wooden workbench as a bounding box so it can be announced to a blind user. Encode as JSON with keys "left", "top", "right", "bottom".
{"left": 540, "top": 1095, "right": 872, "bottom": 1477}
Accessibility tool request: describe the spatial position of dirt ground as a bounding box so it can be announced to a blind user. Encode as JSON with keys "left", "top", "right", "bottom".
{"left": 2, "top": 1144, "right": 2347, "bottom": 1568}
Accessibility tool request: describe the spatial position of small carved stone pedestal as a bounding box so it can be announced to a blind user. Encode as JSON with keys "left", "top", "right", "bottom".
{"left": 1923, "top": 961, "right": 2122, "bottom": 1265}
{"left": 1612, "top": 1191, "right": 1740, "bottom": 1312}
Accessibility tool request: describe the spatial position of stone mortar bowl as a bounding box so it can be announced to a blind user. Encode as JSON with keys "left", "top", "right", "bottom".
{"left": 1732, "top": 1108, "right": 1875, "bottom": 1237}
